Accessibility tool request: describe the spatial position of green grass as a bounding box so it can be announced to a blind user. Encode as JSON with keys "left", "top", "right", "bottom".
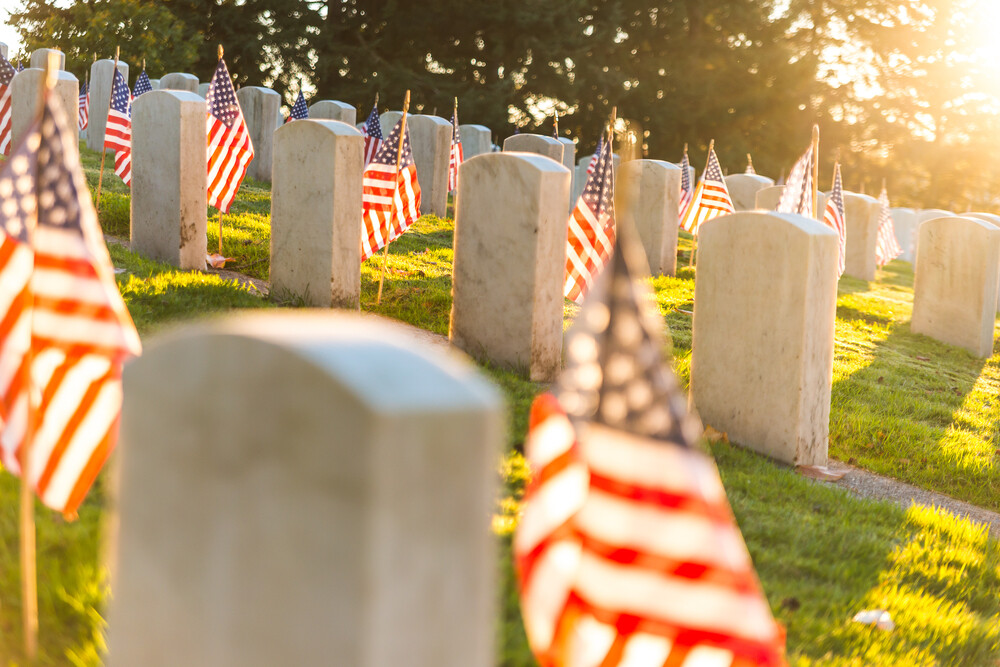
{"left": 2, "top": 145, "right": 999, "bottom": 664}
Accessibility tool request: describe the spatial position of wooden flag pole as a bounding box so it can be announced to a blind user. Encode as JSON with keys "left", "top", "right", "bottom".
{"left": 811, "top": 124, "right": 820, "bottom": 220}
{"left": 217, "top": 45, "right": 224, "bottom": 256}
{"left": 377, "top": 89, "right": 410, "bottom": 305}
{"left": 689, "top": 139, "right": 714, "bottom": 268}
{"left": 747, "top": 153, "right": 754, "bottom": 173}
{"left": 95, "top": 46, "right": 119, "bottom": 216}
{"left": 554, "top": 110, "right": 559, "bottom": 137}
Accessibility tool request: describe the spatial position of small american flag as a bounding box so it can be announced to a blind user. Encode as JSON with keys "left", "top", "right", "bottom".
{"left": 206, "top": 57, "right": 254, "bottom": 213}
{"left": 875, "top": 185, "right": 901, "bottom": 267}
{"left": 586, "top": 133, "right": 604, "bottom": 176}
{"left": 0, "top": 87, "right": 141, "bottom": 518}
{"left": 360, "top": 118, "right": 421, "bottom": 261}
{"left": 287, "top": 91, "right": 308, "bottom": 123}
{"left": 0, "top": 54, "right": 14, "bottom": 156}
{"left": 776, "top": 144, "right": 813, "bottom": 217}
{"left": 823, "top": 163, "right": 847, "bottom": 277}
{"left": 361, "top": 100, "right": 383, "bottom": 168}
{"left": 448, "top": 106, "right": 463, "bottom": 192}
{"left": 78, "top": 81, "right": 89, "bottom": 131}
{"left": 678, "top": 147, "right": 693, "bottom": 221}
{"left": 516, "top": 231, "right": 787, "bottom": 667}
{"left": 680, "top": 147, "right": 734, "bottom": 233}
{"left": 133, "top": 69, "right": 153, "bottom": 97}
{"left": 565, "top": 137, "right": 615, "bottom": 304}
{"left": 104, "top": 68, "right": 132, "bottom": 187}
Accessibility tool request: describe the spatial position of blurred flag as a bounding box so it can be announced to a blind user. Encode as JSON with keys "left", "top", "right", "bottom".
{"left": 565, "top": 138, "right": 615, "bottom": 303}
{"left": 0, "top": 54, "right": 14, "bottom": 156}
{"left": 516, "top": 228, "right": 787, "bottom": 667}
{"left": 0, "top": 86, "right": 141, "bottom": 518}
{"left": 133, "top": 69, "right": 153, "bottom": 97}
{"left": 361, "top": 100, "right": 383, "bottom": 168}
{"left": 286, "top": 90, "right": 308, "bottom": 123}
{"left": 360, "top": 118, "right": 421, "bottom": 261}
{"left": 678, "top": 146, "right": 693, "bottom": 221}
{"left": 823, "top": 163, "right": 847, "bottom": 277}
{"left": 448, "top": 105, "right": 463, "bottom": 192}
{"left": 875, "top": 185, "right": 901, "bottom": 267}
{"left": 586, "top": 133, "right": 604, "bottom": 176}
{"left": 78, "top": 81, "right": 89, "bottom": 131}
{"left": 206, "top": 56, "right": 254, "bottom": 213}
{"left": 775, "top": 145, "right": 813, "bottom": 217}
{"left": 104, "top": 68, "right": 132, "bottom": 186}
{"left": 680, "top": 147, "right": 734, "bottom": 234}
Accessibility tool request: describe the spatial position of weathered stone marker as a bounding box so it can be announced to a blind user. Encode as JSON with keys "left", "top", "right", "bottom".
{"left": 130, "top": 91, "right": 207, "bottom": 270}
{"left": 196, "top": 82, "right": 210, "bottom": 98}
{"left": 407, "top": 114, "right": 452, "bottom": 217}
{"left": 557, "top": 137, "right": 577, "bottom": 210}
{"left": 108, "top": 312, "right": 502, "bottom": 667}
{"left": 308, "top": 100, "right": 356, "bottom": 125}
{"left": 502, "top": 133, "right": 564, "bottom": 164}
{"left": 379, "top": 110, "right": 403, "bottom": 138}
{"left": 157, "top": 72, "right": 198, "bottom": 93}
{"left": 29, "top": 48, "right": 64, "bottom": 70}
{"left": 459, "top": 125, "right": 492, "bottom": 160}
{"left": 236, "top": 86, "right": 281, "bottom": 183}
{"left": 890, "top": 207, "right": 919, "bottom": 263}
{"left": 614, "top": 160, "right": 681, "bottom": 276}
{"left": 11, "top": 69, "right": 79, "bottom": 155}
{"left": 842, "top": 192, "right": 880, "bottom": 280}
{"left": 270, "top": 120, "right": 363, "bottom": 308}
{"left": 450, "top": 153, "right": 570, "bottom": 382}
{"left": 691, "top": 211, "right": 838, "bottom": 466}
{"left": 912, "top": 216, "right": 1000, "bottom": 357}
{"left": 147, "top": 78, "right": 160, "bottom": 90}
{"left": 754, "top": 185, "right": 784, "bottom": 211}
{"left": 965, "top": 213, "right": 1000, "bottom": 313}
{"left": 726, "top": 173, "right": 774, "bottom": 211}
{"left": 86, "top": 59, "right": 129, "bottom": 151}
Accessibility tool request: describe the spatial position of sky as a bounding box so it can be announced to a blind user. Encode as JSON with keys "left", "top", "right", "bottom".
{"left": 0, "top": 1, "right": 22, "bottom": 56}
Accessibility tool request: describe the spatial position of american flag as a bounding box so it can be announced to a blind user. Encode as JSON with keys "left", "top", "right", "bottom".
{"left": 0, "top": 54, "right": 14, "bottom": 156}
{"left": 586, "top": 133, "right": 604, "bottom": 176}
{"left": 516, "top": 231, "right": 787, "bottom": 667}
{"left": 680, "top": 148, "right": 734, "bottom": 233}
{"left": 678, "top": 147, "right": 693, "bottom": 221}
{"left": 565, "top": 137, "right": 615, "bottom": 304}
{"left": 823, "top": 163, "right": 847, "bottom": 277}
{"left": 875, "top": 185, "right": 901, "bottom": 267}
{"left": 15, "top": 60, "right": 23, "bottom": 72}
{"left": 775, "top": 144, "right": 813, "bottom": 217}
{"left": 448, "top": 106, "right": 463, "bottom": 192}
{"left": 286, "top": 91, "right": 308, "bottom": 123}
{"left": 0, "top": 87, "right": 141, "bottom": 518}
{"left": 206, "top": 58, "right": 254, "bottom": 213}
{"left": 133, "top": 69, "right": 153, "bottom": 97}
{"left": 360, "top": 118, "right": 421, "bottom": 261}
{"left": 104, "top": 67, "right": 132, "bottom": 187}
{"left": 78, "top": 81, "right": 89, "bottom": 131}
{"left": 361, "top": 100, "right": 383, "bottom": 167}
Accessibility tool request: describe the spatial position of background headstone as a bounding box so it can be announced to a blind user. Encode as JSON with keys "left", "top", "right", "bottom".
{"left": 0, "top": 43, "right": 8, "bottom": 60}
{"left": 961, "top": 213, "right": 1000, "bottom": 313}
{"left": 147, "top": 78, "right": 160, "bottom": 91}
{"left": 108, "top": 312, "right": 502, "bottom": 667}
{"left": 727, "top": 173, "right": 774, "bottom": 211}
{"left": 380, "top": 110, "right": 403, "bottom": 138}
{"left": 754, "top": 185, "right": 784, "bottom": 211}
{"left": 912, "top": 216, "right": 1000, "bottom": 357}
{"left": 197, "top": 82, "right": 210, "bottom": 98}
{"left": 842, "top": 192, "right": 880, "bottom": 281}
{"left": 614, "top": 160, "right": 681, "bottom": 276}
{"left": 459, "top": 124, "right": 492, "bottom": 160}
{"left": 308, "top": 100, "right": 356, "bottom": 126}
{"left": 158, "top": 72, "right": 198, "bottom": 93}
{"left": 450, "top": 153, "right": 570, "bottom": 382}
{"left": 407, "top": 114, "right": 452, "bottom": 217}
{"left": 29, "top": 48, "right": 64, "bottom": 70}
{"left": 890, "top": 207, "right": 919, "bottom": 263}
{"left": 130, "top": 91, "right": 208, "bottom": 270}
{"left": 557, "top": 137, "right": 577, "bottom": 210}
{"left": 87, "top": 59, "right": 129, "bottom": 151}
{"left": 270, "top": 120, "right": 364, "bottom": 308}
{"left": 502, "top": 133, "right": 564, "bottom": 164}
{"left": 236, "top": 86, "right": 282, "bottom": 183}
{"left": 11, "top": 69, "right": 79, "bottom": 157}
{"left": 691, "top": 211, "right": 838, "bottom": 466}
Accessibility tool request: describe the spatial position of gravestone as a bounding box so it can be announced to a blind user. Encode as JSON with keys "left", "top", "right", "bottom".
{"left": 236, "top": 87, "right": 281, "bottom": 183}
{"left": 691, "top": 211, "right": 838, "bottom": 466}
{"left": 11, "top": 69, "right": 79, "bottom": 156}
{"left": 86, "top": 59, "right": 129, "bottom": 151}
{"left": 912, "top": 216, "right": 1000, "bottom": 357}
{"left": 557, "top": 137, "right": 577, "bottom": 210}
{"left": 890, "top": 208, "right": 919, "bottom": 263}
{"left": 459, "top": 125, "right": 492, "bottom": 160}
{"left": 197, "top": 82, "right": 210, "bottom": 98}
{"left": 726, "top": 173, "right": 774, "bottom": 211}
{"left": 450, "top": 153, "right": 570, "bottom": 382}
{"left": 502, "top": 133, "right": 564, "bottom": 164}
{"left": 0, "top": 43, "right": 7, "bottom": 60}
{"left": 158, "top": 72, "right": 198, "bottom": 93}
{"left": 29, "top": 48, "right": 64, "bottom": 70}
{"left": 841, "top": 192, "right": 880, "bottom": 280}
{"left": 573, "top": 153, "right": 622, "bottom": 204}
{"left": 407, "top": 114, "right": 452, "bottom": 217}
{"left": 916, "top": 208, "right": 952, "bottom": 223}
{"left": 147, "top": 78, "right": 160, "bottom": 90}
{"left": 309, "top": 100, "right": 356, "bottom": 125}
{"left": 270, "top": 120, "right": 364, "bottom": 309}
{"left": 614, "top": 160, "right": 681, "bottom": 276}
{"left": 130, "top": 91, "right": 207, "bottom": 271}
{"left": 754, "top": 185, "right": 784, "bottom": 211}
{"left": 963, "top": 213, "right": 1000, "bottom": 313}
{"left": 380, "top": 110, "right": 403, "bottom": 138}
{"left": 107, "top": 312, "right": 502, "bottom": 666}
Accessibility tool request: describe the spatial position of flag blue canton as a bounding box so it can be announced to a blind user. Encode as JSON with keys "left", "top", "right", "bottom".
{"left": 206, "top": 61, "right": 239, "bottom": 128}
{"left": 110, "top": 69, "right": 131, "bottom": 116}
{"left": 289, "top": 91, "right": 308, "bottom": 120}
{"left": 372, "top": 120, "right": 414, "bottom": 169}
{"left": 0, "top": 55, "right": 14, "bottom": 86}
{"left": 363, "top": 105, "right": 382, "bottom": 139}
{"left": 133, "top": 70, "right": 153, "bottom": 97}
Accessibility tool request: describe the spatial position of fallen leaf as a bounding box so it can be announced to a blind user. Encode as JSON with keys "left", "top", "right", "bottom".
{"left": 780, "top": 597, "right": 801, "bottom": 612}
{"left": 915, "top": 355, "right": 931, "bottom": 361}
{"left": 848, "top": 457, "right": 858, "bottom": 465}
{"left": 113, "top": 267, "right": 126, "bottom": 275}
{"left": 877, "top": 376, "right": 884, "bottom": 383}
{"left": 206, "top": 253, "right": 234, "bottom": 269}
{"left": 852, "top": 609, "right": 894, "bottom": 631}
{"left": 795, "top": 465, "right": 846, "bottom": 481}
{"left": 703, "top": 425, "right": 728, "bottom": 443}
{"left": 900, "top": 458, "right": 910, "bottom": 466}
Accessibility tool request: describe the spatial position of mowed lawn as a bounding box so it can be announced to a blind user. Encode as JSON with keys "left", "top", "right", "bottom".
{"left": 0, "top": 147, "right": 998, "bottom": 664}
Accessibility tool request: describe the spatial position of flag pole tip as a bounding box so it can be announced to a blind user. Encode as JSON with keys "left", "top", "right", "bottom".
{"left": 218, "top": 44, "right": 224, "bottom": 59}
